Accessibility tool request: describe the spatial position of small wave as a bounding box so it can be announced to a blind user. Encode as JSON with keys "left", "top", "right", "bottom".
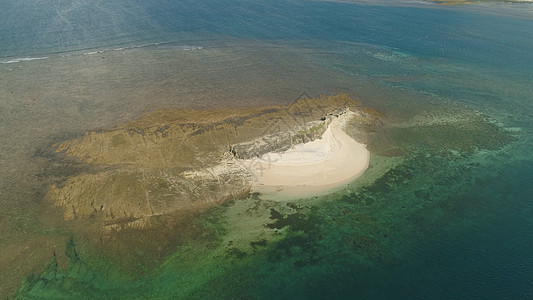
{"left": 1, "top": 57, "right": 48, "bottom": 64}
{"left": 81, "top": 43, "right": 203, "bottom": 56}
{"left": 182, "top": 46, "right": 203, "bottom": 51}
{"left": 3, "top": 42, "right": 204, "bottom": 63}
{"left": 83, "top": 51, "right": 102, "bottom": 55}
{"left": 128, "top": 41, "right": 203, "bottom": 51}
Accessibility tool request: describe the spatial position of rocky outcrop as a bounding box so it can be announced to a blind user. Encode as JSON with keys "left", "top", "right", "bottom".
{"left": 46, "top": 94, "right": 378, "bottom": 231}
{"left": 230, "top": 120, "right": 328, "bottom": 159}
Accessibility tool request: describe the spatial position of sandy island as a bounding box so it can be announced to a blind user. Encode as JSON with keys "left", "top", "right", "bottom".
{"left": 242, "top": 110, "right": 370, "bottom": 199}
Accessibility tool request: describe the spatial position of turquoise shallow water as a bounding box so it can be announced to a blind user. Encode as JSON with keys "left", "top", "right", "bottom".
{"left": 2, "top": 0, "right": 533, "bottom": 299}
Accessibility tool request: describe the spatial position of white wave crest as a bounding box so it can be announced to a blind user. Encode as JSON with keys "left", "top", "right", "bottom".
{"left": 1, "top": 57, "right": 48, "bottom": 64}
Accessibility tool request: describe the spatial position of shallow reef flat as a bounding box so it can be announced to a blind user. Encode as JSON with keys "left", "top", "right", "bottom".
{"left": 16, "top": 94, "right": 520, "bottom": 299}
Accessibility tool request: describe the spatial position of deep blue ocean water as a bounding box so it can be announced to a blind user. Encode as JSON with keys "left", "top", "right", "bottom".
{"left": 2, "top": 0, "right": 533, "bottom": 299}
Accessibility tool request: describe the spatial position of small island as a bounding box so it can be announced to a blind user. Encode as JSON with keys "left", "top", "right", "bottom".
{"left": 47, "top": 94, "right": 382, "bottom": 232}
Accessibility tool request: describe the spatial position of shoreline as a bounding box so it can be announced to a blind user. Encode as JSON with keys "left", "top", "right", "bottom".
{"left": 241, "top": 110, "right": 370, "bottom": 199}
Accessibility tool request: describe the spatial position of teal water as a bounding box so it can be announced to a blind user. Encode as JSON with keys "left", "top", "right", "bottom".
{"left": 2, "top": 0, "right": 533, "bottom": 299}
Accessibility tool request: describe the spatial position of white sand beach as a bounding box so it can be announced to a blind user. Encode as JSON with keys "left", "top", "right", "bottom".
{"left": 242, "top": 110, "right": 370, "bottom": 199}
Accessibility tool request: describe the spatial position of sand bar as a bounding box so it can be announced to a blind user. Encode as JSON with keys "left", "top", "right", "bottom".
{"left": 241, "top": 110, "right": 370, "bottom": 199}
